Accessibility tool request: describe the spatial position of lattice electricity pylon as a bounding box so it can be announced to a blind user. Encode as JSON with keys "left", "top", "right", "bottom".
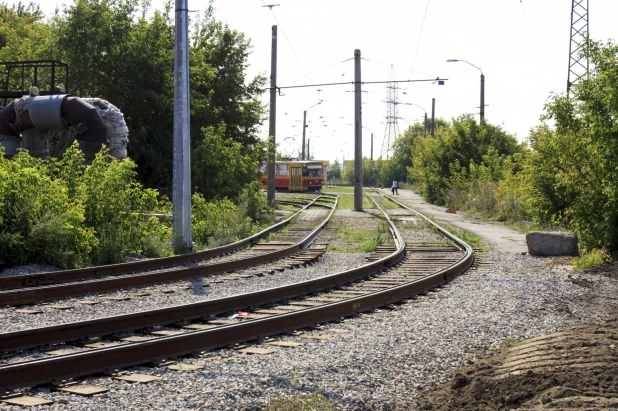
{"left": 381, "top": 65, "right": 399, "bottom": 160}
{"left": 567, "top": 0, "right": 589, "bottom": 94}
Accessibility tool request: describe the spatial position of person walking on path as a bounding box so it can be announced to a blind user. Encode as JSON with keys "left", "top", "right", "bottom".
{"left": 391, "top": 180, "right": 399, "bottom": 195}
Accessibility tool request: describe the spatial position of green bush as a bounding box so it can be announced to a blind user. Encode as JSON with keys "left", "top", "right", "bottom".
{"left": 0, "top": 149, "right": 98, "bottom": 269}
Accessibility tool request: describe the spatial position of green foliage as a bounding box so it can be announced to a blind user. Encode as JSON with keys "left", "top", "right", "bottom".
{"left": 326, "top": 158, "right": 341, "bottom": 181}
{"left": 573, "top": 249, "right": 612, "bottom": 270}
{"left": 0, "top": 148, "right": 97, "bottom": 268}
{"left": 0, "top": 2, "right": 52, "bottom": 62}
{"left": 51, "top": 0, "right": 266, "bottom": 197}
{"left": 438, "top": 224, "right": 483, "bottom": 249}
{"left": 0, "top": 144, "right": 173, "bottom": 269}
{"left": 191, "top": 187, "right": 272, "bottom": 249}
{"left": 192, "top": 125, "right": 264, "bottom": 202}
{"left": 527, "top": 39, "right": 618, "bottom": 249}
{"left": 411, "top": 115, "right": 520, "bottom": 205}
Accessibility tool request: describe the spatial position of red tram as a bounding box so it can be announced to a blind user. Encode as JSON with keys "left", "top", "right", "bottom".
{"left": 260, "top": 160, "right": 326, "bottom": 192}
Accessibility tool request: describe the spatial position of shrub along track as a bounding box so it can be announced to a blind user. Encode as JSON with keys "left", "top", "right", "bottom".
{"left": 0, "top": 195, "right": 328, "bottom": 292}
{"left": 0, "top": 191, "right": 474, "bottom": 402}
{"left": 0, "top": 195, "right": 338, "bottom": 307}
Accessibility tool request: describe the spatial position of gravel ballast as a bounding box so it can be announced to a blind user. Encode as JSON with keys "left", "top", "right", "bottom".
{"left": 2, "top": 251, "right": 616, "bottom": 410}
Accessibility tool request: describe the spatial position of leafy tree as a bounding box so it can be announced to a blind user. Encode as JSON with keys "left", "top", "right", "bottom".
{"left": 327, "top": 159, "right": 341, "bottom": 181}
{"left": 51, "top": 0, "right": 266, "bottom": 199}
{"left": 192, "top": 124, "right": 263, "bottom": 201}
{"left": 0, "top": 2, "right": 51, "bottom": 62}
{"left": 528, "top": 39, "right": 618, "bottom": 249}
{"left": 411, "top": 116, "right": 520, "bottom": 204}
{"left": 190, "top": 8, "right": 266, "bottom": 149}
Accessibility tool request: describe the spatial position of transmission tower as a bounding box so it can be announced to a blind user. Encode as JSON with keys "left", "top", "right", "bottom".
{"left": 567, "top": 0, "right": 589, "bottom": 94}
{"left": 381, "top": 65, "right": 399, "bottom": 160}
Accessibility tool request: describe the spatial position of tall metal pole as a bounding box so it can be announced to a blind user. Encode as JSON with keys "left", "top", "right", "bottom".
{"left": 424, "top": 113, "right": 427, "bottom": 137}
{"left": 480, "top": 73, "right": 485, "bottom": 123}
{"left": 353, "top": 49, "right": 363, "bottom": 212}
{"left": 370, "top": 133, "right": 373, "bottom": 161}
{"left": 173, "top": 0, "right": 192, "bottom": 248}
{"left": 301, "top": 110, "right": 307, "bottom": 160}
{"left": 266, "top": 25, "right": 277, "bottom": 206}
{"left": 431, "top": 98, "right": 435, "bottom": 137}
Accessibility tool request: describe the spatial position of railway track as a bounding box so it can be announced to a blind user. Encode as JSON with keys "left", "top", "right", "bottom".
{"left": 0, "top": 195, "right": 337, "bottom": 307}
{"left": 0, "top": 191, "right": 473, "bottom": 403}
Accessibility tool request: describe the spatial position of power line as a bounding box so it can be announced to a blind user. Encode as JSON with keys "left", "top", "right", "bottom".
{"left": 409, "top": 0, "right": 431, "bottom": 74}
{"left": 279, "top": 58, "right": 353, "bottom": 85}
{"left": 261, "top": 0, "right": 312, "bottom": 82}
{"left": 361, "top": 57, "right": 434, "bottom": 78}
{"left": 266, "top": 77, "right": 446, "bottom": 91}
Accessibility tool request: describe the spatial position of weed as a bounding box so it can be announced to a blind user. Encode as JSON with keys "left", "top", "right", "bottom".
{"left": 503, "top": 338, "right": 523, "bottom": 345}
{"left": 263, "top": 392, "right": 338, "bottom": 411}
{"left": 263, "top": 366, "right": 338, "bottom": 411}
{"left": 439, "top": 224, "right": 484, "bottom": 249}
{"left": 573, "top": 249, "right": 611, "bottom": 270}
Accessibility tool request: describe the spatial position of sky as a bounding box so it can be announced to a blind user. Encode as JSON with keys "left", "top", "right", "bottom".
{"left": 37, "top": 0, "right": 616, "bottom": 165}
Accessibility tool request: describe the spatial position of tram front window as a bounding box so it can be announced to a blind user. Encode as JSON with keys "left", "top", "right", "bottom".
{"left": 304, "top": 164, "right": 323, "bottom": 177}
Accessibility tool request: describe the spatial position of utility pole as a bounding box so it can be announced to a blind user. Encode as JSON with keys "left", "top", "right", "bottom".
{"left": 307, "top": 138, "right": 310, "bottom": 160}
{"left": 301, "top": 110, "right": 307, "bottom": 160}
{"left": 480, "top": 73, "right": 485, "bottom": 122}
{"left": 173, "top": 0, "right": 192, "bottom": 249}
{"left": 424, "top": 113, "right": 427, "bottom": 137}
{"left": 431, "top": 98, "right": 435, "bottom": 137}
{"left": 266, "top": 25, "right": 277, "bottom": 206}
{"left": 353, "top": 49, "right": 363, "bottom": 212}
{"left": 370, "top": 133, "right": 373, "bottom": 161}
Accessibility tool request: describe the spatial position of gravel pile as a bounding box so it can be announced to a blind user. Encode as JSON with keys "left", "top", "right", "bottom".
{"left": 3, "top": 251, "right": 616, "bottom": 410}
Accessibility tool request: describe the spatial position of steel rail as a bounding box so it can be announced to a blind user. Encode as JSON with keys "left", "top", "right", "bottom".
{"left": 377, "top": 192, "right": 474, "bottom": 271}
{"left": 0, "top": 198, "right": 338, "bottom": 307}
{"left": 0, "top": 194, "right": 472, "bottom": 394}
{"left": 0, "top": 196, "right": 334, "bottom": 291}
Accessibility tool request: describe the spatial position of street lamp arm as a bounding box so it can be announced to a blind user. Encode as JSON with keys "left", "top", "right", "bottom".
{"left": 401, "top": 102, "right": 427, "bottom": 114}
{"left": 447, "top": 59, "right": 483, "bottom": 74}
{"left": 305, "top": 99, "right": 324, "bottom": 111}
{"left": 447, "top": 58, "right": 485, "bottom": 123}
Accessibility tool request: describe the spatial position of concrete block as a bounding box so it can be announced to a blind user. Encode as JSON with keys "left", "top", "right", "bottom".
{"left": 526, "top": 231, "right": 579, "bottom": 256}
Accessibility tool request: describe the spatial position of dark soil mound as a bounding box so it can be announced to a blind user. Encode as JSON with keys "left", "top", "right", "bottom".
{"left": 420, "top": 322, "right": 618, "bottom": 410}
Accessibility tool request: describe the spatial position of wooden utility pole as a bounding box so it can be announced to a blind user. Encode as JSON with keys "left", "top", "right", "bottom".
{"left": 266, "top": 25, "right": 277, "bottom": 206}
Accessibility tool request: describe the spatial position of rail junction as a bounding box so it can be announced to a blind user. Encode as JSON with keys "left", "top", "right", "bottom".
{"left": 0, "top": 191, "right": 474, "bottom": 406}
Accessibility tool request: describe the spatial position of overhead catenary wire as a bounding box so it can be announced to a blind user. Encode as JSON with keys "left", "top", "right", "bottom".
{"left": 265, "top": 78, "right": 447, "bottom": 92}
{"left": 279, "top": 58, "right": 353, "bottom": 85}
{"left": 261, "top": 0, "right": 312, "bottom": 82}
{"left": 520, "top": 1, "right": 546, "bottom": 85}
{"left": 408, "top": 0, "right": 431, "bottom": 74}
{"left": 361, "top": 57, "right": 434, "bottom": 79}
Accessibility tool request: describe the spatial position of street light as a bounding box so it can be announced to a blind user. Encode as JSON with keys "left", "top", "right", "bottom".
{"left": 301, "top": 100, "right": 324, "bottom": 160}
{"left": 447, "top": 59, "right": 485, "bottom": 123}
